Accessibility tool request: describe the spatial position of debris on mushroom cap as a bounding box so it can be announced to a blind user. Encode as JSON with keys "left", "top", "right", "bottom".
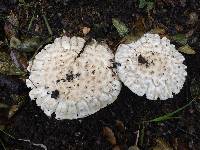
{"left": 115, "top": 33, "right": 187, "bottom": 100}
{"left": 26, "top": 36, "right": 121, "bottom": 119}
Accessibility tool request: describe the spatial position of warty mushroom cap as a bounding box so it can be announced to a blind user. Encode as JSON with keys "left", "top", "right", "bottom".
{"left": 26, "top": 36, "right": 121, "bottom": 119}
{"left": 115, "top": 33, "right": 187, "bottom": 100}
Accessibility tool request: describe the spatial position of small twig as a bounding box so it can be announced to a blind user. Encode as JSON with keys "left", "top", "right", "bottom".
{"left": 139, "top": 123, "right": 145, "bottom": 146}
{"left": 18, "top": 139, "right": 47, "bottom": 150}
{"left": 28, "top": 12, "right": 35, "bottom": 31}
{"left": 42, "top": 14, "right": 53, "bottom": 36}
{"left": 27, "top": 3, "right": 37, "bottom": 31}
{"left": 134, "top": 130, "right": 140, "bottom": 146}
{"left": 0, "top": 139, "right": 6, "bottom": 150}
{"left": 166, "top": 122, "right": 200, "bottom": 140}
{"left": 0, "top": 129, "right": 15, "bottom": 139}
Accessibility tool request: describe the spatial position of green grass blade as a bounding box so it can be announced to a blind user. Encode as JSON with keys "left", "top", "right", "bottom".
{"left": 147, "top": 99, "right": 195, "bottom": 123}
{"left": 42, "top": 14, "right": 53, "bottom": 36}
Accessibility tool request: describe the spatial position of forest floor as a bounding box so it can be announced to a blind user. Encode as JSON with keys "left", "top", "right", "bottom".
{"left": 0, "top": 0, "right": 200, "bottom": 150}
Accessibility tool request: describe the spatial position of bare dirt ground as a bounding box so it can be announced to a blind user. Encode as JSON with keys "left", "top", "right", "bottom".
{"left": 0, "top": 0, "right": 200, "bottom": 149}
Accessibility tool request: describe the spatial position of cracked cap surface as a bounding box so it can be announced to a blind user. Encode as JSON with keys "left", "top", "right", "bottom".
{"left": 26, "top": 36, "right": 121, "bottom": 119}
{"left": 115, "top": 33, "right": 187, "bottom": 100}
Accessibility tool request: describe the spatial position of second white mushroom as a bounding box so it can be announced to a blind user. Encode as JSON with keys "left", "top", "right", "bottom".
{"left": 115, "top": 33, "right": 187, "bottom": 100}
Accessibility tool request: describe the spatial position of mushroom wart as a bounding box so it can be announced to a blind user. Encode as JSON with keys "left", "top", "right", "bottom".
{"left": 115, "top": 33, "right": 187, "bottom": 100}
{"left": 26, "top": 36, "right": 121, "bottom": 119}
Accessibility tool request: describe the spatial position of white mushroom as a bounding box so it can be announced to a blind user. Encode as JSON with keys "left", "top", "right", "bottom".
{"left": 115, "top": 33, "right": 187, "bottom": 100}
{"left": 26, "top": 36, "right": 121, "bottom": 119}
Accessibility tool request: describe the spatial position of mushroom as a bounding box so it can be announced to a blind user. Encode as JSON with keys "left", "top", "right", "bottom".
{"left": 26, "top": 36, "right": 121, "bottom": 119}
{"left": 115, "top": 33, "right": 187, "bottom": 100}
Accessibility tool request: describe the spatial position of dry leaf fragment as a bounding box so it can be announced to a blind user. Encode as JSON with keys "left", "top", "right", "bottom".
{"left": 178, "top": 44, "right": 196, "bottom": 54}
{"left": 0, "top": 41, "right": 3, "bottom": 47}
{"left": 10, "top": 36, "right": 42, "bottom": 52}
{"left": 121, "top": 31, "right": 144, "bottom": 44}
{"left": 10, "top": 36, "right": 21, "bottom": 49}
{"left": 115, "top": 120, "right": 125, "bottom": 132}
{"left": 128, "top": 145, "right": 140, "bottom": 150}
{"left": 0, "top": 103, "right": 9, "bottom": 109}
{"left": 190, "top": 77, "right": 200, "bottom": 99}
{"left": 133, "top": 16, "right": 146, "bottom": 33}
{"left": 0, "top": 52, "right": 25, "bottom": 75}
{"left": 0, "top": 125, "right": 5, "bottom": 130}
{"left": 82, "top": 27, "right": 91, "bottom": 35}
{"left": 8, "top": 105, "right": 19, "bottom": 118}
{"left": 149, "top": 27, "right": 166, "bottom": 36}
{"left": 112, "top": 145, "right": 121, "bottom": 150}
{"left": 4, "top": 22, "right": 16, "bottom": 39}
{"left": 7, "top": 10, "right": 19, "bottom": 28}
{"left": 102, "top": 127, "right": 117, "bottom": 145}
{"left": 190, "top": 77, "right": 200, "bottom": 112}
{"left": 187, "top": 12, "right": 198, "bottom": 26}
{"left": 10, "top": 50, "right": 28, "bottom": 71}
{"left": 152, "top": 138, "right": 173, "bottom": 150}
{"left": 4, "top": 11, "right": 19, "bottom": 39}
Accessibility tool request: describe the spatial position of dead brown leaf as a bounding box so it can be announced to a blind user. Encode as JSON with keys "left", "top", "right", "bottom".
{"left": 82, "top": 27, "right": 91, "bottom": 35}
{"left": 178, "top": 44, "right": 196, "bottom": 54}
{"left": 149, "top": 27, "right": 166, "bottom": 37}
{"left": 115, "top": 120, "right": 125, "bottom": 132}
{"left": 8, "top": 105, "right": 19, "bottom": 118}
{"left": 4, "top": 22, "right": 16, "bottom": 39}
{"left": 152, "top": 138, "right": 173, "bottom": 150}
{"left": 128, "top": 145, "right": 140, "bottom": 150}
{"left": 112, "top": 145, "right": 121, "bottom": 150}
{"left": 4, "top": 10, "right": 19, "bottom": 39}
{"left": 133, "top": 16, "right": 146, "bottom": 33}
{"left": 102, "top": 127, "right": 117, "bottom": 145}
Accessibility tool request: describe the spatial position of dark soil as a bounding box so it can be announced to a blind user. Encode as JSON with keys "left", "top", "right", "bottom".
{"left": 0, "top": 0, "right": 200, "bottom": 150}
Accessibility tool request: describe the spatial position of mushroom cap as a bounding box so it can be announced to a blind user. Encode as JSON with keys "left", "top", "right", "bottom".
{"left": 26, "top": 36, "right": 121, "bottom": 119}
{"left": 115, "top": 33, "right": 187, "bottom": 100}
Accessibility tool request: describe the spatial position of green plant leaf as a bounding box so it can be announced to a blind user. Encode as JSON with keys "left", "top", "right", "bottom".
{"left": 139, "top": 0, "right": 146, "bottom": 8}
{"left": 20, "top": 36, "right": 42, "bottom": 52}
{"left": 139, "top": 0, "right": 154, "bottom": 11}
{"left": 112, "top": 18, "right": 129, "bottom": 37}
{"left": 146, "top": 2, "right": 154, "bottom": 11}
{"left": 171, "top": 34, "right": 188, "bottom": 45}
{"left": 10, "top": 36, "right": 42, "bottom": 52}
{"left": 178, "top": 44, "right": 196, "bottom": 54}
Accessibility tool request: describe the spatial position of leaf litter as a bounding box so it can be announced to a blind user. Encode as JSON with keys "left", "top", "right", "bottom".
{"left": 0, "top": 0, "right": 200, "bottom": 149}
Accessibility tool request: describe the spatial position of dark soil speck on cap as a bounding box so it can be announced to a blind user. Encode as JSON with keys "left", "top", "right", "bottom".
{"left": 51, "top": 90, "right": 59, "bottom": 99}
